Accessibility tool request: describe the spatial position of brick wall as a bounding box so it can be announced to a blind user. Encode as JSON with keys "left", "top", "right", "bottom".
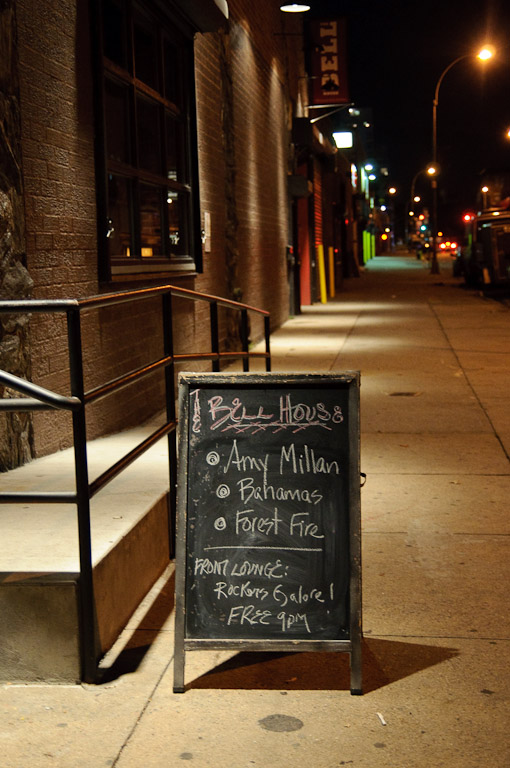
{"left": 14, "top": 0, "right": 297, "bottom": 458}
{"left": 17, "top": 0, "right": 97, "bottom": 300}
{"left": 16, "top": 0, "right": 95, "bottom": 454}
{"left": 16, "top": 0, "right": 169, "bottom": 454}
{"left": 194, "top": 0, "right": 293, "bottom": 339}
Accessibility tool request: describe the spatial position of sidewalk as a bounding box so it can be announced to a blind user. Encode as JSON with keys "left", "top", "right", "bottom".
{"left": 2, "top": 252, "right": 510, "bottom": 767}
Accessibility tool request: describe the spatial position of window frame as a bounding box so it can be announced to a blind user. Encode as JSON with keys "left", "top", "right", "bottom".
{"left": 93, "top": 0, "right": 202, "bottom": 282}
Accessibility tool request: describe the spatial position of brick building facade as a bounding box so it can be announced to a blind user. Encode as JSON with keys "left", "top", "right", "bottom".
{"left": 0, "top": 0, "right": 311, "bottom": 466}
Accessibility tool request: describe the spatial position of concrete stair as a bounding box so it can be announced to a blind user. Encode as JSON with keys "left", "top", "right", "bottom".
{"left": 0, "top": 421, "right": 171, "bottom": 683}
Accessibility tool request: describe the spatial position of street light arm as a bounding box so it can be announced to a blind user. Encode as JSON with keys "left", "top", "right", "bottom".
{"left": 432, "top": 55, "right": 472, "bottom": 163}
{"left": 433, "top": 54, "right": 470, "bottom": 106}
{"left": 410, "top": 169, "right": 422, "bottom": 202}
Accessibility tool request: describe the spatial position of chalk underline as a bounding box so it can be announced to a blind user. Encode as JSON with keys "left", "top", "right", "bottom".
{"left": 202, "top": 545, "right": 322, "bottom": 552}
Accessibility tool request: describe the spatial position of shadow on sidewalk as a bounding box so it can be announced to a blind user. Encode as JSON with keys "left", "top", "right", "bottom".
{"left": 98, "top": 570, "right": 175, "bottom": 684}
{"left": 187, "top": 637, "right": 459, "bottom": 694}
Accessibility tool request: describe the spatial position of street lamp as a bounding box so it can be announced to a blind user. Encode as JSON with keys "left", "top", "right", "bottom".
{"left": 430, "top": 46, "right": 494, "bottom": 274}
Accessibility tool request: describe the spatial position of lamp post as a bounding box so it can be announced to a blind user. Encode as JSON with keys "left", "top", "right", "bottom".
{"left": 431, "top": 46, "right": 494, "bottom": 274}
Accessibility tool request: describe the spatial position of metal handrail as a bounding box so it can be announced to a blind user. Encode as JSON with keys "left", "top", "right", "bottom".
{"left": 0, "top": 282, "right": 271, "bottom": 682}
{"left": 0, "top": 370, "right": 81, "bottom": 411}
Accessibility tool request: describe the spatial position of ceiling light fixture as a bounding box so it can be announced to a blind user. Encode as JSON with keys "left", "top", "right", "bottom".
{"left": 280, "top": 3, "right": 311, "bottom": 12}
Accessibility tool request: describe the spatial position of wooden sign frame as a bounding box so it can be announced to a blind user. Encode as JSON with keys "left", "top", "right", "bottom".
{"left": 173, "top": 372, "right": 362, "bottom": 694}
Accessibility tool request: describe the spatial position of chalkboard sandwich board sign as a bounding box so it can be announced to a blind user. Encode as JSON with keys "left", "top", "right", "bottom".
{"left": 173, "top": 372, "right": 362, "bottom": 694}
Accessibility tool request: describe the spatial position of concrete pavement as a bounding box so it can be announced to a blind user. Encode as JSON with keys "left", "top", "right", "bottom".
{"left": 1, "top": 251, "right": 510, "bottom": 767}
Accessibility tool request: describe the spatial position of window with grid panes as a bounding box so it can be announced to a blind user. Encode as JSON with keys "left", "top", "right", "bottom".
{"left": 97, "top": 0, "right": 200, "bottom": 278}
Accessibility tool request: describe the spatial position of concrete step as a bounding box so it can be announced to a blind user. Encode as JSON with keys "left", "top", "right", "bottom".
{"left": 0, "top": 422, "right": 171, "bottom": 683}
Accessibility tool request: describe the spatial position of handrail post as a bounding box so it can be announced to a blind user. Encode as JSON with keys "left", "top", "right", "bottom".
{"left": 240, "top": 309, "right": 249, "bottom": 372}
{"left": 210, "top": 302, "right": 220, "bottom": 372}
{"left": 67, "top": 307, "right": 98, "bottom": 683}
{"left": 264, "top": 315, "right": 271, "bottom": 372}
{"left": 162, "top": 291, "right": 177, "bottom": 557}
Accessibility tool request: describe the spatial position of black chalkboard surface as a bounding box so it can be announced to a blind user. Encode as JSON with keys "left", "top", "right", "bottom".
{"left": 173, "top": 372, "right": 362, "bottom": 694}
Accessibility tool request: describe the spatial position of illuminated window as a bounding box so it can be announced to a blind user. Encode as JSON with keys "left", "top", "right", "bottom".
{"left": 96, "top": 0, "right": 200, "bottom": 278}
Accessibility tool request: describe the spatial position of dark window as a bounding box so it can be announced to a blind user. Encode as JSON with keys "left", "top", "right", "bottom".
{"left": 133, "top": 10, "right": 159, "bottom": 90}
{"left": 139, "top": 183, "right": 163, "bottom": 256}
{"left": 136, "top": 96, "right": 162, "bottom": 175}
{"left": 97, "top": 0, "right": 199, "bottom": 278}
{"left": 107, "top": 175, "right": 133, "bottom": 258}
{"left": 104, "top": 79, "right": 131, "bottom": 164}
{"left": 166, "top": 112, "right": 183, "bottom": 182}
{"left": 101, "top": 0, "right": 127, "bottom": 69}
{"left": 164, "top": 37, "right": 182, "bottom": 108}
{"left": 167, "top": 189, "right": 189, "bottom": 256}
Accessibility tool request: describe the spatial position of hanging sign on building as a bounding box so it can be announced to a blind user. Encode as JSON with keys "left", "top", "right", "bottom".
{"left": 307, "top": 19, "right": 350, "bottom": 107}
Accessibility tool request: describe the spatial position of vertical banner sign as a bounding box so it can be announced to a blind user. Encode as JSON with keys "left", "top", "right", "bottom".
{"left": 308, "top": 19, "right": 350, "bottom": 107}
{"left": 173, "top": 372, "right": 362, "bottom": 695}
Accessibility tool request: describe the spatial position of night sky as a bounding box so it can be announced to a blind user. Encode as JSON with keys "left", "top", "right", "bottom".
{"left": 311, "top": 0, "right": 510, "bottom": 236}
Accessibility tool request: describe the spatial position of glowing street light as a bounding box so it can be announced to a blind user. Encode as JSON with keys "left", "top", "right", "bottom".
{"left": 478, "top": 46, "right": 495, "bottom": 60}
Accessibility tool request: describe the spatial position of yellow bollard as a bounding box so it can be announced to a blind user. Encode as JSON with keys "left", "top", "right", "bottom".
{"left": 317, "top": 244, "right": 327, "bottom": 303}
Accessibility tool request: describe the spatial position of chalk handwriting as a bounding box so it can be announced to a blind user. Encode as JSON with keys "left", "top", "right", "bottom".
{"left": 273, "top": 583, "right": 326, "bottom": 607}
{"left": 214, "top": 581, "right": 269, "bottom": 602}
{"left": 279, "top": 443, "right": 340, "bottom": 475}
{"left": 194, "top": 557, "right": 229, "bottom": 576}
{"left": 227, "top": 605, "right": 272, "bottom": 626}
{"left": 203, "top": 394, "right": 344, "bottom": 433}
{"left": 186, "top": 386, "right": 349, "bottom": 639}
{"left": 191, "top": 389, "right": 202, "bottom": 434}
{"left": 208, "top": 396, "right": 274, "bottom": 431}
{"left": 236, "top": 477, "right": 323, "bottom": 506}
{"left": 224, "top": 439, "right": 269, "bottom": 481}
{"left": 231, "top": 558, "right": 286, "bottom": 580}
{"left": 235, "top": 508, "right": 282, "bottom": 536}
{"left": 289, "top": 512, "right": 324, "bottom": 539}
{"left": 277, "top": 611, "right": 311, "bottom": 633}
